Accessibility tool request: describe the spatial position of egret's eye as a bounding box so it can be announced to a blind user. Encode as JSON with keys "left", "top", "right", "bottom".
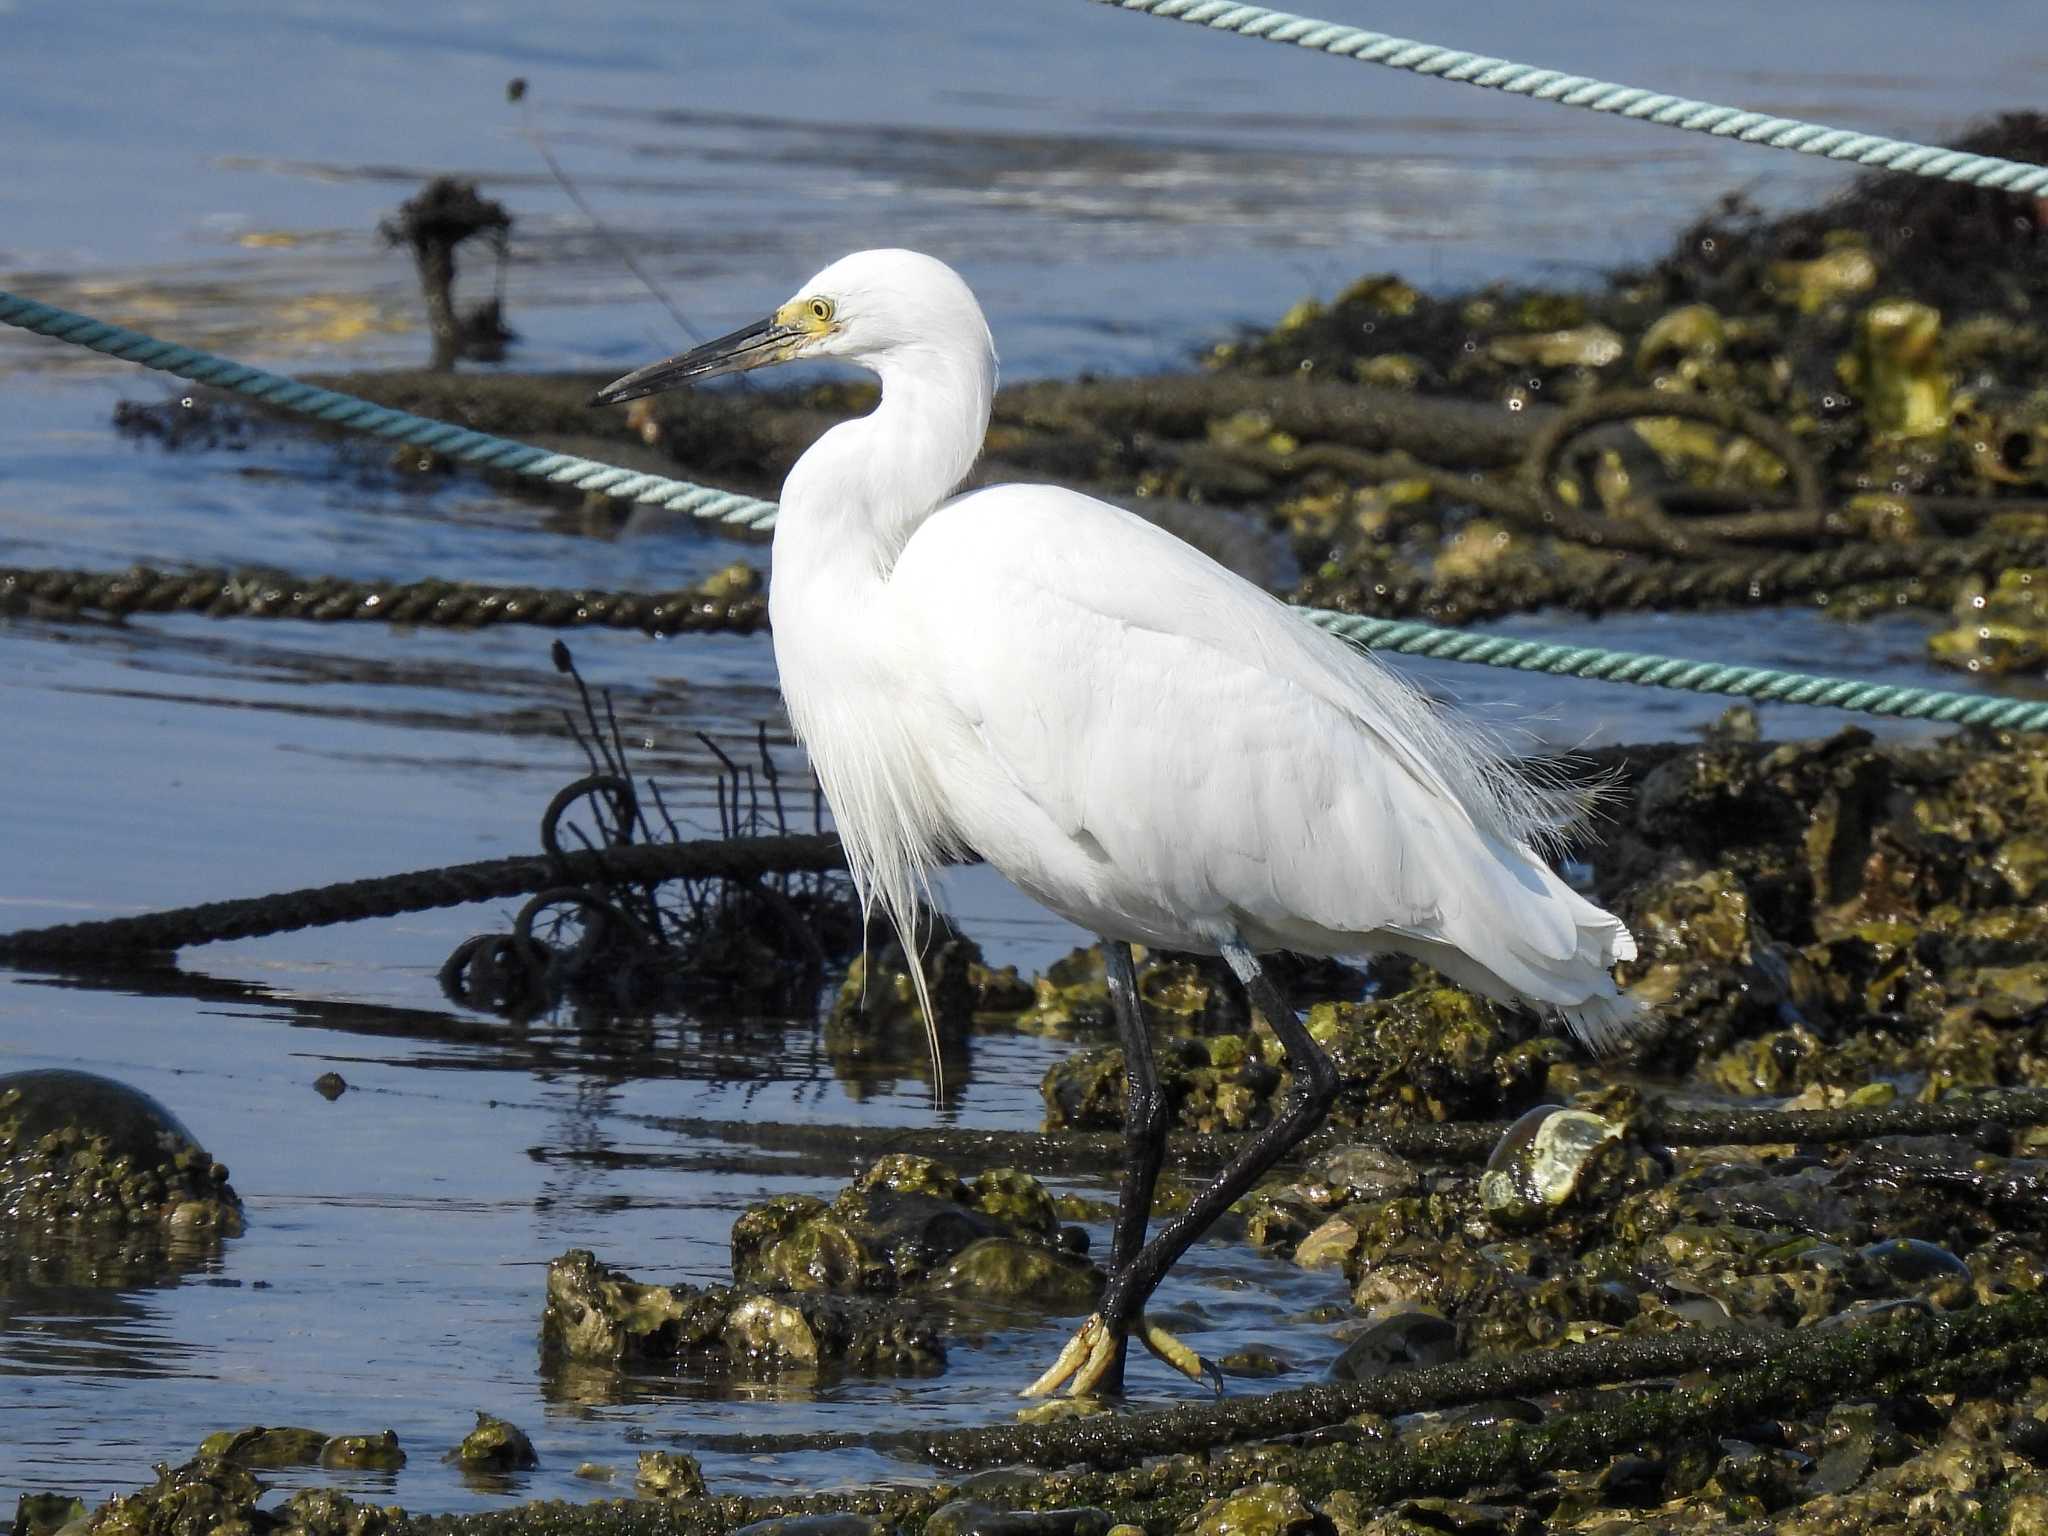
{"left": 807, "top": 297, "right": 835, "bottom": 324}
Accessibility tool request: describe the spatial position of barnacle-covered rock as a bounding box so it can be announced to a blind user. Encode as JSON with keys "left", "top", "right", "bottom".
{"left": 923, "top": 1503, "right": 1112, "bottom": 1536}
{"left": 1017, "top": 945, "right": 1247, "bottom": 1039}
{"left": 449, "top": 1412, "right": 535, "bottom": 1473}
{"left": 923, "top": 1238, "right": 1102, "bottom": 1310}
{"left": 1930, "top": 569, "right": 2048, "bottom": 677}
{"left": 82, "top": 1459, "right": 256, "bottom": 1536}
{"left": 1182, "top": 1483, "right": 1327, "bottom": 1536}
{"left": 1839, "top": 299, "right": 1951, "bottom": 442}
{"left": 1768, "top": 234, "right": 1879, "bottom": 314}
{"left": 195, "top": 1427, "right": 329, "bottom": 1468}
{"left": 318, "top": 1432, "right": 405, "bottom": 1471}
{"left": 0, "top": 1071, "right": 244, "bottom": 1287}
{"left": 1304, "top": 988, "right": 1546, "bottom": 1127}
{"left": 729, "top": 1155, "right": 1070, "bottom": 1301}
{"left": 1486, "top": 324, "right": 1624, "bottom": 370}
{"left": 634, "top": 1451, "right": 706, "bottom": 1499}
{"left": 539, "top": 1248, "right": 943, "bottom": 1376}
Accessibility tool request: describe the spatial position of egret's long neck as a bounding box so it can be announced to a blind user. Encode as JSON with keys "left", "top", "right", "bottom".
{"left": 774, "top": 339, "right": 995, "bottom": 584}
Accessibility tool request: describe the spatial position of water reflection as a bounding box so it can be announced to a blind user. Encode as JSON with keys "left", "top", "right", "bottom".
{"left": 0, "top": 1257, "right": 214, "bottom": 1382}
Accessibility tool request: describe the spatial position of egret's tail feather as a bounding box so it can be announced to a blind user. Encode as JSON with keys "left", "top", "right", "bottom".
{"left": 1556, "top": 985, "right": 1652, "bottom": 1056}
{"left": 1384, "top": 845, "right": 1650, "bottom": 1058}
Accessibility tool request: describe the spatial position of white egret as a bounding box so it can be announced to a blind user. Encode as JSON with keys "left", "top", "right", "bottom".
{"left": 596, "top": 250, "right": 1644, "bottom": 1398}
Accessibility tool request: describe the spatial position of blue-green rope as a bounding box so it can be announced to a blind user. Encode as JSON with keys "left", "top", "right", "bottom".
{"left": 1092, "top": 0, "right": 2048, "bottom": 196}
{"left": 5, "top": 286, "right": 2047, "bottom": 731}
{"left": 0, "top": 291, "right": 777, "bottom": 531}
{"left": 1316, "top": 616, "right": 2048, "bottom": 732}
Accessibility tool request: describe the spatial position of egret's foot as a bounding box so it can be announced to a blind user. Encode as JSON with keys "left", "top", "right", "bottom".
{"left": 1015, "top": 1394, "right": 1114, "bottom": 1424}
{"left": 1020, "top": 1315, "right": 1116, "bottom": 1398}
{"left": 1139, "top": 1316, "right": 1220, "bottom": 1393}
{"left": 1019, "top": 1314, "right": 1216, "bottom": 1398}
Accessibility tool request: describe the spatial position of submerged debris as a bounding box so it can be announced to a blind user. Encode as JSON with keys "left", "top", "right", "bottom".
{"left": 439, "top": 644, "right": 861, "bottom": 1024}
{"left": 379, "top": 177, "right": 515, "bottom": 371}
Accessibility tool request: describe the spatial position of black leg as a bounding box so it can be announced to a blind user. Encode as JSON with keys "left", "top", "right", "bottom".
{"left": 1094, "top": 939, "right": 1171, "bottom": 1394}
{"left": 1106, "top": 941, "right": 1170, "bottom": 1271}
{"left": 1096, "top": 940, "right": 1337, "bottom": 1336}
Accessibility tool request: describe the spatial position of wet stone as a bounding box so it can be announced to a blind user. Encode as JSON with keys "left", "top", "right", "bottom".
{"left": 449, "top": 1412, "right": 535, "bottom": 1472}
{"left": 923, "top": 1237, "right": 1103, "bottom": 1310}
{"left": 923, "top": 1503, "right": 1112, "bottom": 1536}
{"left": 729, "top": 1518, "right": 888, "bottom": 1536}
{"left": 195, "top": 1426, "right": 329, "bottom": 1467}
{"left": 1183, "top": 1483, "right": 1327, "bottom": 1536}
{"left": 730, "top": 1155, "right": 1076, "bottom": 1301}
{"left": 1294, "top": 1144, "right": 1422, "bottom": 1207}
{"left": 318, "top": 1431, "right": 406, "bottom": 1471}
{"left": 634, "top": 1450, "right": 707, "bottom": 1499}
{"left": 12, "top": 1495, "right": 85, "bottom": 1536}
{"left": 541, "top": 1249, "right": 944, "bottom": 1376}
{"left": 1857, "top": 1237, "right": 1971, "bottom": 1286}
{"left": 1477, "top": 1105, "right": 1625, "bottom": 1232}
{"left": 1330, "top": 1307, "right": 1457, "bottom": 1381}
{"left": 1219, "top": 1345, "right": 1291, "bottom": 1379}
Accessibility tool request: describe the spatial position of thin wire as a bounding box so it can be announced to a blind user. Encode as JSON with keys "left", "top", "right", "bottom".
{"left": 4, "top": 285, "right": 2046, "bottom": 731}
{"left": 513, "top": 85, "right": 709, "bottom": 346}
{"left": 1088, "top": 0, "right": 2048, "bottom": 195}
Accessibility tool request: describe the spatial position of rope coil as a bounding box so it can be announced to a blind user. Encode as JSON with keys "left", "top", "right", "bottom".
{"left": 1091, "top": 0, "right": 2048, "bottom": 195}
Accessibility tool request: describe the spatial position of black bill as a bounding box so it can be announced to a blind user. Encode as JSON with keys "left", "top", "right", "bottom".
{"left": 591, "top": 314, "right": 799, "bottom": 405}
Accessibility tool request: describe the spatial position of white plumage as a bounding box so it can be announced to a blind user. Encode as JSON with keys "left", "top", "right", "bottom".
{"left": 741, "top": 249, "right": 1639, "bottom": 1059}
{"left": 597, "top": 246, "right": 1644, "bottom": 1396}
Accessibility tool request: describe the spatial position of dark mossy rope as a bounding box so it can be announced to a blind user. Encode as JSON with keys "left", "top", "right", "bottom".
{"left": 1, "top": 563, "right": 766, "bottom": 636}
{"left": 6, "top": 535, "right": 2033, "bottom": 639}
{"left": 11, "top": 552, "right": 2048, "bottom": 731}
{"left": 690, "top": 1289, "right": 2048, "bottom": 1473}
{"left": 0, "top": 834, "right": 841, "bottom": 960}
{"left": 640, "top": 1087, "right": 2048, "bottom": 1173}
{"left": 1332, "top": 533, "right": 2048, "bottom": 625}
{"left": 402, "top": 1296, "right": 2048, "bottom": 1535}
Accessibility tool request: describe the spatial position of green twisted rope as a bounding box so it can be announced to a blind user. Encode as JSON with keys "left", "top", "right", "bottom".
{"left": 5, "top": 287, "right": 2046, "bottom": 731}
{"left": 1319, "top": 615, "right": 2048, "bottom": 730}
{"left": 1091, "top": 0, "right": 2048, "bottom": 195}
{"left": 0, "top": 290, "right": 777, "bottom": 531}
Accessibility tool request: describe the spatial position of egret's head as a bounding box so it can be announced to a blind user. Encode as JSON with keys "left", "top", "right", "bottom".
{"left": 592, "top": 248, "right": 992, "bottom": 405}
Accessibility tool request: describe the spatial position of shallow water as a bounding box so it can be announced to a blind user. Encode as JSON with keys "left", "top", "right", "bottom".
{"left": 4, "top": 0, "right": 2046, "bottom": 1512}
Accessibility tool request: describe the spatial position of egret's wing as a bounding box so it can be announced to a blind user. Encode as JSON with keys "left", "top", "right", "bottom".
{"left": 890, "top": 485, "right": 1634, "bottom": 1025}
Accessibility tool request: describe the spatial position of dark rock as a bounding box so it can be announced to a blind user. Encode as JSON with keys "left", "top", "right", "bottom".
{"left": 1330, "top": 1308, "right": 1457, "bottom": 1381}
